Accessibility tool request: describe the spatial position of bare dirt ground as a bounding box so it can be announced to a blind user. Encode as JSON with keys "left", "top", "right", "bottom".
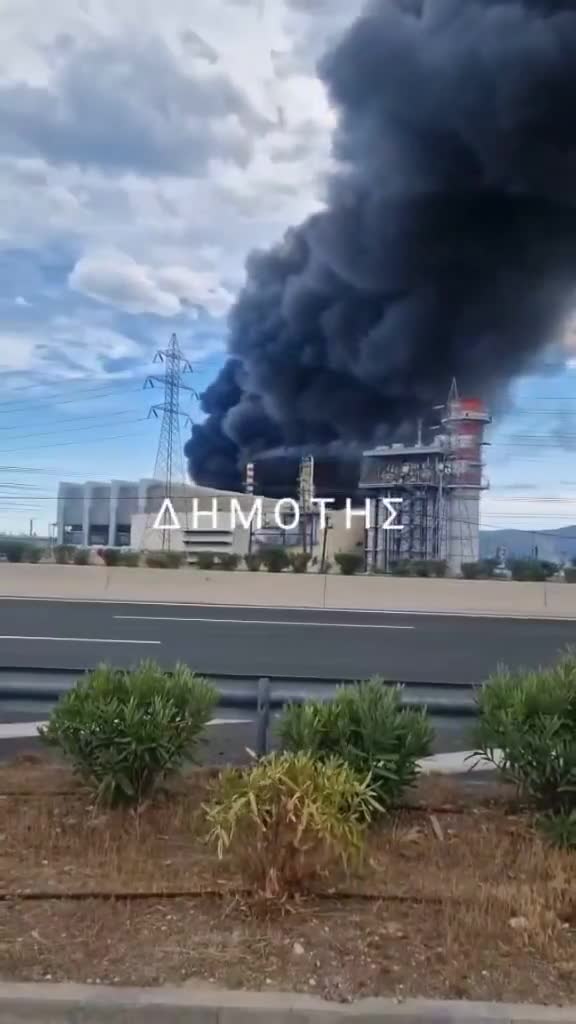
{"left": 1, "top": 753, "right": 576, "bottom": 1005}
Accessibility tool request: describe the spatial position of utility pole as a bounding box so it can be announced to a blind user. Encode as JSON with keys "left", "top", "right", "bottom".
{"left": 145, "top": 334, "right": 197, "bottom": 550}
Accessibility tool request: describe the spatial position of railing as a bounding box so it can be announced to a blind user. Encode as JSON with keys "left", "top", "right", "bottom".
{"left": 0, "top": 668, "right": 479, "bottom": 758}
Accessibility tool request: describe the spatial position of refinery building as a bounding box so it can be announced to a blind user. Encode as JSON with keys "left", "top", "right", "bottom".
{"left": 57, "top": 385, "right": 491, "bottom": 576}
{"left": 360, "top": 385, "right": 491, "bottom": 576}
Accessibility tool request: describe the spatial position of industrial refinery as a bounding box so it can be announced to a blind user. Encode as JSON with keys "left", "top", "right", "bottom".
{"left": 57, "top": 384, "right": 491, "bottom": 577}
{"left": 360, "top": 385, "right": 491, "bottom": 576}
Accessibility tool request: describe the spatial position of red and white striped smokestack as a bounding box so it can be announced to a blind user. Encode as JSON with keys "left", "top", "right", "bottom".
{"left": 443, "top": 395, "right": 491, "bottom": 488}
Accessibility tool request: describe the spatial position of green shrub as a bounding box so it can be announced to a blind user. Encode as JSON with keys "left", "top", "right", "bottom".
{"left": 73, "top": 548, "right": 90, "bottom": 566}
{"left": 244, "top": 553, "right": 263, "bottom": 572}
{"left": 565, "top": 567, "right": 576, "bottom": 584}
{"left": 431, "top": 559, "right": 448, "bottom": 578}
{"left": 40, "top": 661, "right": 217, "bottom": 806}
{"left": 260, "top": 546, "right": 290, "bottom": 573}
{"left": 538, "top": 810, "right": 576, "bottom": 850}
{"left": 461, "top": 559, "right": 498, "bottom": 580}
{"left": 98, "top": 547, "right": 121, "bottom": 567}
{"left": 411, "top": 560, "right": 431, "bottom": 578}
{"left": 288, "top": 552, "right": 311, "bottom": 574}
{"left": 54, "top": 545, "right": 74, "bottom": 565}
{"left": 540, "top": 560, "right": 560, "bottom": 578}
{"left": 461, "top": 561, "right": 480, "bottom": 579}
{"left": 196, "top": 552, "right": 218, "bottom": 570}
{"left": 335, "top": 552, "right": 364, "bottom": 576}
{"left": 26, "top": 546, "right": 44, "bottom": 563}
{"left": 279, "top": 680, "right": 433, "bottom": 809}
{"left": 0, "top": 540, "right": 30, "bottom": 563}
{"left": 218, "top": 553, "right": 241, "bottom": 571}
{"left": 119, "top": 551, "right": 140, "bottom": 567}
{"left": 145, "top": 551, "right": 184, "bottom": 569}
{"left": 390, "top": 559, "right": 412, "bottom": 577}
{"left": 508, "top": 558, "right": 553, "bottom": 582}
{"left": 204, "top": 751, "right": 381, "bottom": 899}
{"left": 473, "top": 653, "right": 576, "bottom": 812}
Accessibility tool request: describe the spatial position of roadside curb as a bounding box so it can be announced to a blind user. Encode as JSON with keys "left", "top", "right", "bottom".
{"left": 0, "top": 984, "right": 574, "bottom": 1023}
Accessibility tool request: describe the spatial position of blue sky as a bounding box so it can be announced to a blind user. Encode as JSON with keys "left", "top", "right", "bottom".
{"left": 0, "top": 0, "right": 574, "bottom": 537}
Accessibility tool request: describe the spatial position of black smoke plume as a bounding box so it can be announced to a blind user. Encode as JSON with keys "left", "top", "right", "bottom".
{"left": 186, "top": 0, "right": 576, "bottom": 494}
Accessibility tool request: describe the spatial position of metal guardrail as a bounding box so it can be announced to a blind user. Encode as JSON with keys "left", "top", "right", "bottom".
{"left": 0, "top": 667, "right": 479, "bottom": 757}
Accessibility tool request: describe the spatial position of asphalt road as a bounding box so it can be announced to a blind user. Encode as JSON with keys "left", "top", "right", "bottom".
{"left": 0, "top": 598, "right": 572, "bottom": 763}
{"left": 0, "top": 597, "right": 573, "bottom": 682}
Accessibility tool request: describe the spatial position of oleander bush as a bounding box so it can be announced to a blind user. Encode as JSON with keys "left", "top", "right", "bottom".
{"left": 119, "top": 551, "right": 140, "bottom": 567}
{"left": 195, "top": 552, "right": 218, "bottom": 570}
{"left": 54, "top": 545, "right": 75, "bottom": 565}
{"left": 279, "top": 680, "right": 433, "bottom": 809}
{"left": 40, "top": 661, "right": 217, "bottom": 806}
{"left": 26, "top": 546, "right": 44, "bottom": 563}
{"left": 390, "top": 559, "right": 412, "bottom": 577}
{"left": 288, "top": 552, "right": 311, "bottom": 574}
{"left": 473, "top": 652, "right": 576, "bottom": 813}
{"left": 461, "top": 558, "right": 498, "bottom": 580}
{"left": 73, "top": 548, "right": 90, "bottom": 566}
{"left": 98, "top": 547, "right": 121, "bottom": 567}
{"left": 244, "top": 553, "right": 263, "bottom": 572}
{"left": 430, "top": 559, "right": 448, "bottom": 577}
{"left": 145, "top": 551, "right": 184, "bottom": 569}
{"left": 204, "top": 751, "right": 381, "bottom": 899}
{"left": 0, "top": 540, "right": 32, "bottom": 563}
{"left": 334, "top": 552, "right": 364, "bottom": 576}
{"left": 218, "top": 553, "right": 241, "bottom": 571}
{"left": 260, "top": 546, "right": 290, "bottom": 573}
{"left": 508, "top": 558, "right": 556, "bottom": 582}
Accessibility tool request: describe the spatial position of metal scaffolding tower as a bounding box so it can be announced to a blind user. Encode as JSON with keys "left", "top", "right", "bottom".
{"left": 144, "top": 333, "right": 196, "bottom": 549}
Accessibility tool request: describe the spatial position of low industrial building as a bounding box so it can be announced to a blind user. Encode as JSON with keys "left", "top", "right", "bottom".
{"left": 56, "top": 479, "right": 365, "bottom": 565}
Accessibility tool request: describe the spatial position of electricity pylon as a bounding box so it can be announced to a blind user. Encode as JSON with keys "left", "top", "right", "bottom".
{"left": 145, "top": 333, "right": 197, "bottom": 550}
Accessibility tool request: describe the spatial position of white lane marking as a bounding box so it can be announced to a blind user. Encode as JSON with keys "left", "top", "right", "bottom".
{"left": 113, "top": 615, "right": 414, "bottom": 630}
{"left": 0, "top": 636, "right": 161, "bottom": 644}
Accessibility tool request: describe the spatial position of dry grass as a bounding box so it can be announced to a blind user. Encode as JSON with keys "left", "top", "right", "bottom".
{"left": 0, "top": 754, "right": 576, "bottom": 1003}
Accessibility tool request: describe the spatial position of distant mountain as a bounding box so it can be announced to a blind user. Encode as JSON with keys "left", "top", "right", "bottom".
{"left": 480, "top": 526, "right": 576, "bottom": 564}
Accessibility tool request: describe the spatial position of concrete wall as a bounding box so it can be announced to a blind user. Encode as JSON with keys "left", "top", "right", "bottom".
{"left": 1, "top": 563, "right": 576, "bottom": 617}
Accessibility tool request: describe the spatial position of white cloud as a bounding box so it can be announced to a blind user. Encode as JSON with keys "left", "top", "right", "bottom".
{"left": 156, "top": 267, "right": 234, "bottom": 318}
{"left": 0, "top": 317, "right": 151, "bottom": 389}
{"left": 69, "top": 250, "right": 236, "bottom": 318}
{"left": 0, "top": 333, "right": 39, "bottom": 372}
{"left": 69, "top": 251, "right": 182, "bottom": 317}
{"left": 0, "top": 0, "right": 343, "bottom": 266}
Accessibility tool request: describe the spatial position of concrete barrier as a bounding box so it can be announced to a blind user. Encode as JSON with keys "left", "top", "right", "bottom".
{"left": 1, "top": 563, "right": 576, "bottom": 619}
{"left": 0, "top": 984, "right": 574, "bottom": 1024}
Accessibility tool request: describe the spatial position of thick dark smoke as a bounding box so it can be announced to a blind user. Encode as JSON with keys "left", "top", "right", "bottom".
{"left": 186, "top": 0, "right": 576, "bottom": 493}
